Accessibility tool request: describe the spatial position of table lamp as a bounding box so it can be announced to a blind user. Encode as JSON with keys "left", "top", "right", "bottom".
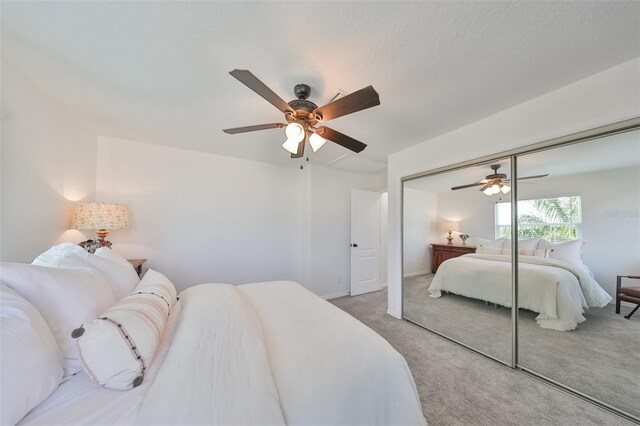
{"left": 72, "top": 202, "right": 129, "bottom": 249}
{"left": 442, "top": 220, "right": 460, "bottom": 245}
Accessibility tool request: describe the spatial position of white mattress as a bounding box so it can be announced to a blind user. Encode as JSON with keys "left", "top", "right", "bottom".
{"left": 18, "top": 302, "right": 183, "bottom": 425}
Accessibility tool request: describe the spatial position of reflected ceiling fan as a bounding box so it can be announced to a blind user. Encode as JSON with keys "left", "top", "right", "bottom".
{"left": 451, "top": 164, "right": 549, "bottom": 196}
{"left": 223, "top": 69, "right": 380, "bottom": 158}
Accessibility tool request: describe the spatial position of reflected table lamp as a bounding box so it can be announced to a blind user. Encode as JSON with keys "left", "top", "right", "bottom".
{"left": 442, "top": 220, "right": 460, "bottom": 245}
{"left": 72, "top": 202, "right": 129, "bottom": 250}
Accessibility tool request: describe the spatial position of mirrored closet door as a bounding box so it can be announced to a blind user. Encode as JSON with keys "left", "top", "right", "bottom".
{"left": 401, "top": 119, "right": 640, "bottom": 422}
{"left": 515, "top": 129, "right": 640, "bottom": 419}
{"left": 402, "top": 159, "right": 513, "bottom": 364}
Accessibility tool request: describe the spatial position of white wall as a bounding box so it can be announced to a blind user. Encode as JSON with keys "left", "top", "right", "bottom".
{"left": 1, "top": 60, "right": 97, "bottom": 262}
{"left": 96, "top": 136, "right": 381, "bottom": 296}
{"left": 403, "top": 188, "right": 437, "bottom": 276}
{"left": 518, "top": 167, "right": 640, "bottom": 296}
{"left": 435, "top": 188, "right": 501, "bottom": 246}
{"left": 387, "top": 57, "right": 640, "bottom": 317}
{"left": 306, "top": 166, "right": 382, "bottom": 298}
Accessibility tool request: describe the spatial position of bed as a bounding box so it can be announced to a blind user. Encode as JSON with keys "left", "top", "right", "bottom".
{"left": 428, "top": 254, "right": 612, "bottom": 331}
{"left": 2, "top": 244, "right": 425, "bottom": 426}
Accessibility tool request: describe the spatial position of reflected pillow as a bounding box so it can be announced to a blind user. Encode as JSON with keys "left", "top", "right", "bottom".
{"left": 476, "top": 246, "right": 503, "bottom": 255}
{"left": 538, "top": 239, "right": 585, "bottom": 266}
{"left": 499, "top": 248, "right": 550, "bottom": 258}
{"left": 502, "top": 238, "right": 540, "bottom": 254}
{"left": 476, "top": 237, "right": 506, "bottom": 248}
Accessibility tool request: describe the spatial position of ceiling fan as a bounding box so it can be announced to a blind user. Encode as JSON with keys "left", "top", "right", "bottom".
{"left": 223, "top": 69, "right": 380, "bottom": 158}
{"left": 451, "top": 164, "right": 549, "bottom": 196}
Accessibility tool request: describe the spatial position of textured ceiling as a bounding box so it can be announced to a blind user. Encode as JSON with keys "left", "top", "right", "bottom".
{"left": 2, "top": 1, "right": 639, "bottom": 172}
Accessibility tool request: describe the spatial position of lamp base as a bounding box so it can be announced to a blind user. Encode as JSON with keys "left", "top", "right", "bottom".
{"left": 447, "top": 231, "right": 453, "bottom": 245}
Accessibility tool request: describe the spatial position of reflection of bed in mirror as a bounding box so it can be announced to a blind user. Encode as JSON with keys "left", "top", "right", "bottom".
{"left": 427, "top": 238, "right": 612, "bottom": 331}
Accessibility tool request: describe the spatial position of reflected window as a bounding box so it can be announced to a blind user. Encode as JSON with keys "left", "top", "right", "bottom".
{"left": 495, "top": 196, "right": 582, "bottom": 241}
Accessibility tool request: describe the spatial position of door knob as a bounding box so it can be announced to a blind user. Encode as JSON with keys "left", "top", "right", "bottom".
{"left": 351, "top": 243, "right": 358, "bottom": 247}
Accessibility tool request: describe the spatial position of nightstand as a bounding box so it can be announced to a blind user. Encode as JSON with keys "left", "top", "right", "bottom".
{"left": 430, "top": 244, "right": 476, "bottom": 273}
{"left": 127, "top": 259, "right": 147, "bottom": 277}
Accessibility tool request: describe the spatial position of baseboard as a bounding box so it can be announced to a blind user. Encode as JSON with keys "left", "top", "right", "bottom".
{"left": 403, "top": 270, "right": 430, "bottom": 278}
{"left": 387, "top": 308, "right": 401, "bottom": 319}
{"left": 322, "top": 290, "right": 350, "bottom": 300}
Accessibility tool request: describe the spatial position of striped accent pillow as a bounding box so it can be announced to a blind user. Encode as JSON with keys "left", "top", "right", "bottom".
{"left": 72, "top": 269, "right": 178, "bottom": 390}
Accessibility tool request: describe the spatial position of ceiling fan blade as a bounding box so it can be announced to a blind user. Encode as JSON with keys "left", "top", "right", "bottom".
{"left": 313, "top": 86, "right": 380, "bottom": 122}
{"left": 451, "top": 182, "right": 484, "bottom": 191}
{"left": 316, "top": 126, "right": 367, "bottom": 153}
{"left": 291, "top": 140, "right": 305, "bottom": 158}
{"left": 229, "top": 69, "right": 294, "bottom": 114}
{"left": 518, "top": 174, "right": 550, "bottom": 180}
{"left": 223, "top": 123, "right": 285, "bottom": 134}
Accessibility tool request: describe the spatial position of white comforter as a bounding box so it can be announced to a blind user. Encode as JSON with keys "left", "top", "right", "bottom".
{"left": 428, "top": 254, "right": 612, "bottom": 331}
{"left": 140, "top": 281, "right": 425, "bottom": 425}
{"left": 21, "top": 281, "right": 425, "bottom": 426}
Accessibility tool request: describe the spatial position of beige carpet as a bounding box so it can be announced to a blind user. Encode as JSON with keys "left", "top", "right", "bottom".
{"left": 402, "top": 274, "right": 640, "bottom": 419}
{"left": 331, "top": 287, "right": 635, "bottom": 426}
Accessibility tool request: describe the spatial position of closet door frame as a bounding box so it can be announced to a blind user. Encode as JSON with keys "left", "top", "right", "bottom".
{"left": 400, "top": 116, "right": 640, "bottom": 423}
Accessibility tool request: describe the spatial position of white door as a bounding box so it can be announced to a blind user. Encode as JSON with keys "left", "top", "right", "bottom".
{"left": 350, "top": 189, "right": 382, "bottom": 296}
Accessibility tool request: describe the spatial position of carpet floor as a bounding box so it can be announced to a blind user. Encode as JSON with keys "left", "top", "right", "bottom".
{"left": 403, "top": 274, "right": 639, "bottom": 419}
{"left": 331, "top": 287, "right": 635, "bottom": 426}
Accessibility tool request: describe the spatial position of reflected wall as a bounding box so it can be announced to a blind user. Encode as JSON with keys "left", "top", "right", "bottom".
{"left": 403, "top": 159, "right": 512, "bottom": 363}
{"left": 401, "top": 121, "right": 640, "bottom": 422}
{"left": 516, "top": 130, "right": 640, "bottom": 419}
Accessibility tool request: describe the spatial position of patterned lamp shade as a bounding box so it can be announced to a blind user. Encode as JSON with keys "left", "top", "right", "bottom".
{"left": 72, "top": 203, "right": 130, "bottom": 231}
{"left": 442, "top": 220, "right": 460, "bottom": 232}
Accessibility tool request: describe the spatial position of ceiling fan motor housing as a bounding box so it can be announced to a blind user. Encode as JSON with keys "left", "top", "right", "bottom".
{"left": 487, "top": 164, "right": 507, "bottom": 180}
{"left": 287, "top": 84, "right": 320, "bottom": 124}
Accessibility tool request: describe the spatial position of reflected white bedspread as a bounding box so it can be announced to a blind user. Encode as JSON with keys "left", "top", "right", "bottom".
{"left": 428, "top": 254, "right": 612, "bottom": 331}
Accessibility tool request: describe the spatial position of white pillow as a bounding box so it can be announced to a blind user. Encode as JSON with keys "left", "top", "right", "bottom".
{"left": 95, "top": 246, "right": 129, "bottom": 264}
{"left": 502, "top": 238, "right": 540, "bottom": 254}
{"left": 499, "top": 248, "right": 550, "bottom": 258}
{"left": 73, "top": 269, "right": 177, "bottom": 390}
{"left": 0, "top": 261, "right": 115, "bottom": 377}
{"left": 33, "top": 243, "right": 139, "bottom": 301}
{"left": 476, "top": 246, "right": 503, "bottom": 255}
{"left": 537, "top": 238, "right": 552, "bottom": 250}
{"left": 476, "top": 237, "right": 506, "bottom": 249}
{"left": 1, "top": 285, "right": 64, "bottom": 426}
{"left": 539, "top": 239, "right": 585, "bottom": 266}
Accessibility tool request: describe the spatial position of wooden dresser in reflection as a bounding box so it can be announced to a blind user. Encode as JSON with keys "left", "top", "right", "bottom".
{"left": 431, "top": 244, "right": 476, "bottom": 273}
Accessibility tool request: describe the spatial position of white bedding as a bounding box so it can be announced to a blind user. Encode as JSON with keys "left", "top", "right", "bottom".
{"left": 20, "top": 281, "right": 425, "bottom": 426}
{"left": 428, "top": 254, "right": 612, "bottom": 331}
{"left": 18, "top": 301, "right": 183, "bottom": 425}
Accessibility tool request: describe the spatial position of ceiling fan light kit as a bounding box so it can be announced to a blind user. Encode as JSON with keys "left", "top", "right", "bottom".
{"left": 223, "top": 69, "right": 380, "bottom": 159}
{"left": 452, "top": 164, "right": 548, "bottom": 196}
{"left": 309, "top": 132, "right": 328, "bottom": 152}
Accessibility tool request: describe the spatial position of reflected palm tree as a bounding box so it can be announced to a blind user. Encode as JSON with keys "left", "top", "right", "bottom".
{"left": 500, "top": 196, "right": 580, "bottom": 241}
